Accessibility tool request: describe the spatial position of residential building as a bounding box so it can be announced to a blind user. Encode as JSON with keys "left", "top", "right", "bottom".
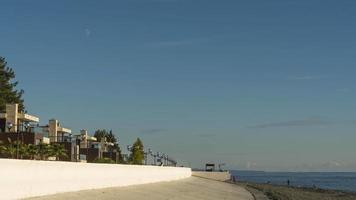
{"left": 0, "top": 104, "right": 48, "bottom": 145}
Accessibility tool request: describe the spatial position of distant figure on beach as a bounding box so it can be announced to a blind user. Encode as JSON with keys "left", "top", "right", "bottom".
{"left": 287, "top": 179, "right": 290, "bottom": 186}
{"left": 232, "top": 176, "right": 237, "bottom": 183}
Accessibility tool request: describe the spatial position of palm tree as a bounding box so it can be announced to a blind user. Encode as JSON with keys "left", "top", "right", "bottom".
{"left": 0, "top": 140, "right": 4, "bottom": 149}
{"left": 37, "top": 142, "right": 50, "bottom": 160}
{"left": 49, "top": 144, "right": 68, "bottom": 161}
{"left": 19, "top": 143, "right": 29, "bottom": 159}
{"left": 2, "top": 141, "right": 17, "bottom": 159}
{"left": 0, "top": 140, "right": 6, "bottom": 156}
{"left": 27, "top": 144, "right": 38, "bottom": 160}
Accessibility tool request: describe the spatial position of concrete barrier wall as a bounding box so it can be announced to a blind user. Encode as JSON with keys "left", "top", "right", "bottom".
{"left": 0, "top": 159, "right": 191, "bottom": 200}
{"left": 192, "top": 171, "right": 231, "bottom": 181}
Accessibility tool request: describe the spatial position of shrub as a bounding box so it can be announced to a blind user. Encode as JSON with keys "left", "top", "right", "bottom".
{"left": 93, "top": 158, "right": 115, "bottom": 164}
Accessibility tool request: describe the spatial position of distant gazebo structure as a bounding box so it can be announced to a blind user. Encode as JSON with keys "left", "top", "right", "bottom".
{"left": 205, "top": 163, "right": 215, "bottom": 172}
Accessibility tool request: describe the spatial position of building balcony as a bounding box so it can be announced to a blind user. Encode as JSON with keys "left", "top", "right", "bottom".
{"left": 18, "top": 113, "right": 40, "bottom": 123}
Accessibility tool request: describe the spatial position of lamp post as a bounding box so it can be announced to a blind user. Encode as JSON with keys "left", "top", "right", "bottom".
{"left": 159, "top": 152, "right": 162, "bottom": 165}
{"left": 144, "top": 150, "right": 148, "bottom": 165}
{"left": 113, "top": 142, "right": 119, "bottom": 163}
{"left": 23, "top": 122, "right": 30, "bottom": 147}
{"left": 148, "top": 148, "right": 152, "bottom": 165}
{"left": 162, "top": 154, "right": 166, "bottom": 166}
{"left": 165, "top": 155, "right": 169, "bottom": 166}
{"left": 161, "top": 153, "right": 165, "bottom": 166}
{"left": 7, "top": 122, "right": 13, "bottom": 132}
{"left": 152, "top": 151, "right": 157, "bottom": 165}
{"left": 144, "top": 148, "right": 152, "bottom": 165}
{"left": 127, "top": 145, "right": 132, "bottom": 163}
{"left": 24, "top": 122, "right": 30, "bottom": 132}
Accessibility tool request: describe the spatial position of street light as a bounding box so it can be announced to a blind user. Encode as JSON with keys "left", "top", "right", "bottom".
{"left": 161, "top": 153, "right": 165, "bottom": 166}
{"left": 156, "top": 152, "right": 161, "bottom": 165}
{"left": 151, "top": 151, "right": 157, "bottom": 165}
{"left": 143, "top": 148, "right": 154, "bottom": 165}
{"left": 165, "top": 155, "right": 169, "bottom": 166}
{"left": 147, "top": 148, "right": 153, "bottom": 165}
{"left": 144, "top": 150, "right": 148, "bottom": 165}
{"left": 7, "top": 122, "right": 13, "bottom": 132}
{"left": 165, "top": 155, "right": 168, "bottom": 166}
{"left": 24, "top": 122, "right": 30, "bottom": 132}
{"left": 126, "top": 145, "right": 132, "bottom": 163}
{"left": 22, "top": 122, "right": 31, "bottom": 149}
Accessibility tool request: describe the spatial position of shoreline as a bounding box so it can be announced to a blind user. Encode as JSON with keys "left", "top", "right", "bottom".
{"left": 235, "top": 181, "right": 356, "bottom": 200}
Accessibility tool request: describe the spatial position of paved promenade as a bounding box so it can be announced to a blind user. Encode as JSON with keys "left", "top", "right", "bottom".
{"left": 29, "top": 177, "right": 254, "bottom": 200}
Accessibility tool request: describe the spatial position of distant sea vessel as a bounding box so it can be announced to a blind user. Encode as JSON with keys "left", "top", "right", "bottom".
{"left": 230, "top": 170, "right": 356, "bottom": 192}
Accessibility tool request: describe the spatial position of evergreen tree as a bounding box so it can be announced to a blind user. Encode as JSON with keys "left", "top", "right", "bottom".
{"left": 94, "top": 129, "right": 108, "bottom": 142}
{"left": 106, "top": 130, "right": 117, "bottom": 143}
{"left": 0, "top": 57, "right": 25, "bottom": 112}
{"left": 94, "top": 129, "right": 123, "bottom": 163}
{"left": 130, "top": 138, "right": 144, "bottom": 165}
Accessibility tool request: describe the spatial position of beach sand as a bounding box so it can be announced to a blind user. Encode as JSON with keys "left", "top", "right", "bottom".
{"left": 27, "top": 177, "right": 254, "bottom": 200}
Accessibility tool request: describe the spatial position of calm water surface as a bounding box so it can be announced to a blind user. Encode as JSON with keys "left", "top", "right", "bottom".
{"left": 231, "top": 171, "right": 356, "bottom": 192}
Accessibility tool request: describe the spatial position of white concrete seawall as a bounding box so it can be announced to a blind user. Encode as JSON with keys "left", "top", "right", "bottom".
{"left": 0, "top": 159, "right": 191, "bottom": 200}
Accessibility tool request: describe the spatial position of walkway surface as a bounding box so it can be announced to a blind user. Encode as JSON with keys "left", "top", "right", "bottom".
{"left": 28, "top": 177, "right": 254, "bottom": 200}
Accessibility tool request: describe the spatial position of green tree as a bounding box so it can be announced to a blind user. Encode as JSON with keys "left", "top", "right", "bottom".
{"left": 0, "top": 57, "right": 25, "bottom": 113}
{"left": 94, "top": 129, "right": 123, "bottom": 163}
{"left": 106, "top": 130, "right": 117, "bottom": 143}
{"left": 93, "top": 157, "right": 115, "bottom": 164}
{"left": 49, "top": 144, "right": 68, "bottom": 161}
{"left": 130, "top": 138, "right": 144, "bottom": 165}
{"left": 94, "top": 129, "right": 108, "bottom": 142}
{"left": 94, "top": 129, "right": 118, "bottom": 143}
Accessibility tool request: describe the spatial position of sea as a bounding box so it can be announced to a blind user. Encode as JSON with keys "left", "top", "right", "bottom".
{"left": 230, "top": 170, "right": 356, "bottom": 192}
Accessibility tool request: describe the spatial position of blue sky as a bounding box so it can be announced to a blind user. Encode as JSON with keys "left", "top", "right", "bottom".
{"left": 1, "top": 0, "right": 356, "bottom": 171}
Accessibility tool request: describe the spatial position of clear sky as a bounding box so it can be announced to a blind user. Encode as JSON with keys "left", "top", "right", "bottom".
{"left": 1, "top": 0, "right": 356, "bottom": 171}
